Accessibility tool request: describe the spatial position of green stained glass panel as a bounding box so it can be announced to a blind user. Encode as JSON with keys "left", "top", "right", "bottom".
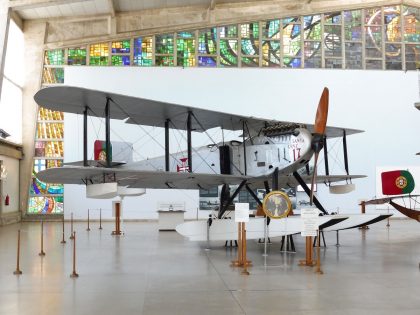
{"left": 219, "top": 25, "right": 238, "bottom": 38}
{"left": 42, "top": 67, "right": 64, "bottom": 84}
{"left": 111, "top": 55, "right": 130, "bottom": 66}
{"left": 89, "top": 43, "right": 109, "bottom": 66}
{"left": 220, "top": 39, "right": 238, "bottom": 67}
{"left": 68, "top": 48, "right": 86, "bottom": 65}
{"left": 44, "top": 49, "right": 65, "bottom": 65}
{"left": 241, "top": 57, "right": 259, "bottom": 67}
{"left": 304, "top": 15, "right": 321, "bottom": 40}
{"left": 241, "top": 23, "right": 259, "bottom": 39}
{"left": 263, "top": 20, "right": 280, "bottom": 39}
{"left": 177, "top": 38, "right": 195, "bottom": 67}
{"left": 155, "top": 34, "right": 174, "bottom": 54}
{"left": 241, "top": 39, "right": 259, "bottom": 56}
{"left": 155, "top": 55, "right": 174, "bottom": 66}
{"left": 198, "top": 28, "right": 217, "bottom": 55}
{"left": 283, "top": 23, "right": 301, "bottom": 57}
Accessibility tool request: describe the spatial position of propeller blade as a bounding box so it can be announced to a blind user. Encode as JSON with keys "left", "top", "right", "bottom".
{"left": 310, "top": 88, "right": 329, "bottom": 206}
{"left": 314, "top": 87, "right": 329, "bottom": 135}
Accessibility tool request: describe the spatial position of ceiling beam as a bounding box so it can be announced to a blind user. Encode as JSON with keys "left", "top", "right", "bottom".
{"left": 209, "top": 0, "right": 217, "bottom": 10}
{"left": 107, "top": 0, "right": 116, "bottom": 17}
{"left": 9, "top": 0, "right": 92, "bottom": 10}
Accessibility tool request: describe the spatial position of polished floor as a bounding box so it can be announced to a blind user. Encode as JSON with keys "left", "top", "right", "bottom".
{"left": 0, "top": 219, "right": 420, "bottom": 315}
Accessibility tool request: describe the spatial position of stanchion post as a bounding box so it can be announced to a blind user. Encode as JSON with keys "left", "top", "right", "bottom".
{"left": 241, "top": 223, "right": 250, "bottom": 275}
{"left": 70, "top": 231, "right": 79, "bottom": 278}
{"left": 86, "top": 209, "right": 91, "bottom": 231}
{"left": 99, "top": 208, "right": 103, "bottom": 230}
{"left": 315, "top": 229, "right": 323, "bottom": 274}
{"left": 39, "top": 221, "right": 46, "bottom": 256}
{"left": 61, "top": 215, "right": 66, "bottom": 244}
{"left": 13, "top": 229, "right": 22, "bottom": 275}
{"left": 69, "top": 212, "right": 74, "bottom": 239}
{"left": 231, "top": 222, "right": 242, "bottom": 267}
{"left": 299, "top": 236, "right": 316, "bottom": 266}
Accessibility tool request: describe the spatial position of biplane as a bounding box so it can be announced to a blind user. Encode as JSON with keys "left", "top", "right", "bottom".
{"left": 34, "top": 85, "right": 390, "bottom": 240}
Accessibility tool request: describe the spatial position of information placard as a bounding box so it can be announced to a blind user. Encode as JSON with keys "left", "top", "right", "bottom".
{"left": 235, "top": 203, "right": 250, "bottom": 223}
{"left": 301, "top": 208, "right": 319, "bottom": 237}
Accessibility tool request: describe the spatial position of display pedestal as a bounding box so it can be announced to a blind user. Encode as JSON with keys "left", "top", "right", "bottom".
{"left": 158, "top": 210, "right": 185, "bottom": 231}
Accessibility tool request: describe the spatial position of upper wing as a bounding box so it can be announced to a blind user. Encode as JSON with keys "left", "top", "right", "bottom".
{"left": 37, "top": 166, "right": 251, "bottom": 190}
{"left": 34, "top": 86, "right": 362, "bottom": 137}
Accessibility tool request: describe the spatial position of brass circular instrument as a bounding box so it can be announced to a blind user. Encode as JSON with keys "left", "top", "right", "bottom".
{"left": 262, "top": 191, "right": 292, "bottom": 219}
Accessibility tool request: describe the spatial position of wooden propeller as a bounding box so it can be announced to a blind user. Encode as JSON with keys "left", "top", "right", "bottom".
{"left": 310, "top": 87, "right": 329, "bottom": 206}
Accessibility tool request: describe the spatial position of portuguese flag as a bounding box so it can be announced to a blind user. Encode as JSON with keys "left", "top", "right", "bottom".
{"left": 94, "top": 140, "right": 112, "bottom": 161}
{"left": 381, "top": 170, "right": 415, "bottom": 195}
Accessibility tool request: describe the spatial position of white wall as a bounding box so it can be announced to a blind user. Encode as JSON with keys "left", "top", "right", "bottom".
{"left": 0, "top": 155, "right": 19, "bottom": 213}
{"left": 64, "top": 66, "right": 419, "bottom": 219}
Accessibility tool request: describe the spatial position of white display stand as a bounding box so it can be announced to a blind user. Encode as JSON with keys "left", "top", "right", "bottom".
{"left": 157, "top": 202, "right": 186, "bottom": 231}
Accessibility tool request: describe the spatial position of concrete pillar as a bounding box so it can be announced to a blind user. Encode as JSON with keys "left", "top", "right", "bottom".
{"left": 19, "top": 21, "right": 47, "bottom": 217}
{"left": 0, "top": 2, "right": 11, "bottom": 101}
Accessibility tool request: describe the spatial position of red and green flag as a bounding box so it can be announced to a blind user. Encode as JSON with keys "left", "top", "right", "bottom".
{"left": 381, "top": 170, "right": 415, "bottom": 195}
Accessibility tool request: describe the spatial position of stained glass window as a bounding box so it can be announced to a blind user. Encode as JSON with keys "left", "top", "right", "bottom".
{"left": 405, "top": 44, "right": 420, "bottom": 70}
{"left": 133, "top": 37, "right": 153, "bottom": 66}
{"left": 263, "top": 20, "right": 281, "bottom": 39}
{"left": 155, "top": 34, "right": 174, "bottom": 54}
{"left": 198, "top": 28, "right": 217, "bottom": 67}
{"left": 36, "top": 122, "right": 64, "bottom": 139}
{"left": 344, "top": 10, "right": 362, "bottom": 41}
{"left": 241, "top": 22, "right": 259, "bottom": 67}
{"left": 304, "top": 41, "right": 322, "bottom": 68}
{"left": 365, "top": 25, "right": 382, "bottom": 58}
{"left": 220, "top": 39, "right": 238, "bottom": 67}
{"left": 28, "top": 196, "right": 63, "bottom": 214}
{"left": 155, "top": 55, "right": 174, "bottom": 66}
{"left": 44, "top": 49, "right": 65, "bottom": 65}
{"left": 42, "top": 67, "right": 64, "bottom": 84}
{"left": 177, "top": 32, "right": 195, "bottom": 67}
{"left": 34, "top": 141, "right": 64, "bottom": 158}
{"left": 304, "top": 15, "right": 322, "bottom": 40}
{"left": 262, "top": 40, "right": 281, "bottom": 67}
{"left": 38, "top": 108, "right": 63, "bottom": 121}
{"left": 345, "top": 42, "right": 362, "bottom": 69}
{"left": 219, "top": 25, "right": 238, "bottom": 38}
{"left": 386, "top": 43, "right": 402, "bottom": 70}
{"left": 89, "top": 42, "right": 109, "bottom": 66}
{"left": 403, "top": 6, "right": 420, "bottom": 43}
{"left": 111, "top": 55, "right": 130, "bottom": 66}
{"left": 283, "top": 18, "right": 302, "bottom": 68}
{"left": 68, "top": 47, "right": 86, "bottom": 65}
{"left": 112, "top": 40, "right": 130, "bottom": 53}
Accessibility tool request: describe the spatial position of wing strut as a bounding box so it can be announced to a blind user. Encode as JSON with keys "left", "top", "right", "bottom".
{"left": 293, "top": 171, "right": 328, "bottom": 215}
{"left": 165, "top": 119, "right": 170, "bottom": 171}
{"left": 218, "top": 180, "right": 247, "bottom": 219}
{"left": 343, "top": 130, "right": 349, "bottom": 175}
{"left": 187, "top": 112, "right": 192, "bottom": 172}
{"left": 83, "top": 106, "right": 88, "bottom": 167}
{"left": 323, "top": 135, "right": 329, "bottom": 176}
{"left": 242, "top": 120, "right": 247, "bottom": 175}
{"left": 245, "top": 184, "right": 262, "bottom": 206}
{"left": 105, "top": 97, "right": 111, "bottom": 168}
